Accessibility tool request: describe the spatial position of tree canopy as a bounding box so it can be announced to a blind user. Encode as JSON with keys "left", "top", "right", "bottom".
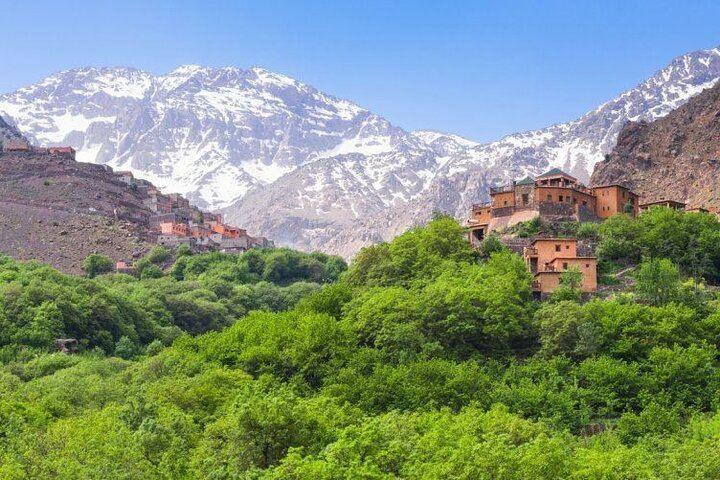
{"left": 2, "top": 212, "right": 720, "bottom": 478}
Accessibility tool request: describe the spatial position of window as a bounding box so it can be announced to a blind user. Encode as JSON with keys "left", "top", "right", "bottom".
{"left": 582, "top": 200, "right": 587, "bottom": 206}
{"left": 522, "top": 193, "right": 529, "bottom": 204}
{"left": 566, "top": 245, "right": 570, "bottom": 250}
{"left": 586, "top": 263, "right": 590, "bottom": 268}
{"left": 547, "top": 194, "right": 552, "bottom": 201}
{"left": 563, "top": 262, "right": 568, "bottom": 270}
{"left": 503, "top": 200, "right": 508, "bottom": 206}
{"left": 559, "top": 195, "right": 564, "bottom": 202}
{"left": 555, "top": 244, "right": 561, "bottom": 252}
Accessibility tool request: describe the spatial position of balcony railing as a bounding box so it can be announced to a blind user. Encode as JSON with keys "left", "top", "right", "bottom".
{"left": 524, "top": 247, "right": 538, "bottom": 256}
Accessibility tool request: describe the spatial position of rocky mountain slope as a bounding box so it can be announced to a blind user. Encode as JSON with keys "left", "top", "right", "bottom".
{"left": 1, "top": 46, "right": 719, "bottom": 256}
{"left": 0, "top": 150, "right": 152, "bottom": 273}
{"left": 0, "top": 115, "right": 26, "bottom": 145}
{"left": 590, "top": 80, "right": 720, "bottom": 207}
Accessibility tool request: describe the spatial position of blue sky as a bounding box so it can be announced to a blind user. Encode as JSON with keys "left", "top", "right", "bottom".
{"left": 3, "top": 1, "right": 720, "bottom": 142}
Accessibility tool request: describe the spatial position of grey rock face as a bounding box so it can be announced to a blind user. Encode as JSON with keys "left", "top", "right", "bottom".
{"left": 1, "top": 47, "right": 719, "bottom": 257}
{"left": 0, "top": 115, "right": 26, "bottom": 145}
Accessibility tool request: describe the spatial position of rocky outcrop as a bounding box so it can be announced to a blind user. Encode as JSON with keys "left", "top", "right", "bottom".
{"left": 590, "top": 81, "right": 720, "bottom": 207}
{"left": 0, "top": 115, "right": 26, "bottom": 145}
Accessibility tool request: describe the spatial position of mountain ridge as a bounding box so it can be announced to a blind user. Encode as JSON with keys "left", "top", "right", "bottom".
{"left": 1, "top": 46, "right": 720, "bottom": 256}
{"left": 590, "top": 79, "right": 720, "bottom": 207}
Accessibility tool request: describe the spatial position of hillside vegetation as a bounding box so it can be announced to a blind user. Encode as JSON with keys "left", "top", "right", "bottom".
{"left": 3, "top": 211, "right": 720, "bottom": 478}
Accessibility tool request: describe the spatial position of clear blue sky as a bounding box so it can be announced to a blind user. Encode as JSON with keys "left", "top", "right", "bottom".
{"left": 3, "top": 1, "right": 720, "bottom": 142}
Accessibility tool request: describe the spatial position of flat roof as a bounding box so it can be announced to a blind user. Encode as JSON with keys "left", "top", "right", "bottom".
{"left": 548, "top": 256, "right": 597, "bottom": 261}
{"left": 530, "top": 237, "right": 578, "bottom": 245}
{"left": 639, "top": 199, "right": 687, "bottom": 207}
{"left": 591, "top": 183, "right": 636, "bottom": 191}
{"left": 534, "top": 271, "right": 563, "bottom": 276}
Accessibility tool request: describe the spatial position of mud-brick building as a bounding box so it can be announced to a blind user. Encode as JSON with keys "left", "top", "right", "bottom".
{"left": 523, "top": 238, "right": 597, "bottom": 295}
{"left": 160, "top": 222, "right": 188, "bottom": 237}
{"left": 592, "top": 184, "right": 639, "bottom": 218}
{"left": 467, "top": 168, "right": 639, "bottom": 247}
{"left": 48, "top": 146, "right": 76, "bottom": 160}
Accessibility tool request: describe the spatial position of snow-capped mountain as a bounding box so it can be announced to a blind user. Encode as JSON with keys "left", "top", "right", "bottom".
{"left": 1, "top": 46, "right": 719, "bottom": 257}
{"left": 0, "top": 65, "right": 400, "bottom": 209}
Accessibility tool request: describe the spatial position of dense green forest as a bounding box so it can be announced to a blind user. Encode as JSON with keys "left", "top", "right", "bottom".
{"left": 3, "top": 209, "right": 720, "bottom": 478}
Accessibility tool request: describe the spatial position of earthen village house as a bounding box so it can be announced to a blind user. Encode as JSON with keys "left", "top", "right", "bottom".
{"left": 467, "top": 168, "right": 640, "bottom": 297}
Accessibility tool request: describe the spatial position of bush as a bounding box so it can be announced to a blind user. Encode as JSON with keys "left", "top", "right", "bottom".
{"left": 477, "top": 235, "right": 507, "bottom": 259}
{"left": 82, "top": 254, "right": 113, "bottom": 278}
{"left": 175, "top": 244, "right": 193, "bottom": 258}
{"left": 114, "top": 336, "right": 137, "bottom": 360}
{"left": 147, "top": 246, "right": 171, "bottom": 264}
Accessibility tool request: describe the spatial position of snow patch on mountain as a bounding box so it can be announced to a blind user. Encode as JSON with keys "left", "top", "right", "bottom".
{"left": 0, "top": 46, "right": 719, "bottom": 257}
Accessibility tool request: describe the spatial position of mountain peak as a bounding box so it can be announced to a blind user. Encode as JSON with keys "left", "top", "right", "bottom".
{"left": 1, "top": 46, "right": 719, "bottom": 257}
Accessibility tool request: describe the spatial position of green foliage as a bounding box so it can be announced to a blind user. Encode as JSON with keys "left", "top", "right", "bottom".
{"left": 175, "top": 244, "right": 193, "bottom": 258}
{"left": 147, "top": 245, "right": 171, "bottom": 264}
{"left": 114, "top": 335, "right": 137, "bottom": 360}
{"left": 635, "top": 257, "right": 681, "bottom": 306}
{"left": 0, "top": 248, "right": 328, "bottom": 355}
{"left": 514, "top": 216, "right": 545, "bottom": 238}
{"left": 345, "top": 213, "right": 476, "bottom": 288}
{"left": 476, "top": 234, "right": 507, "bottom": 259}
{"left": 577, "top": 222, "right": 601, "bottom": 241}
{"left": 598, "top": 207, "right": 720, "bottom": 282}
{"left": 172, "top": 248, "right": 346, "bottom": 285}
{"left": 4, "top": 215, "right": 720, "bottom": 478}
{"left": 82, "top": 253, "right": 113, "bottom": 278}
{"left": 552, "top": 266, "right": 583, "bottom": 302}
{"left": 597, "top": 213, "right": 645, "bottom": 264}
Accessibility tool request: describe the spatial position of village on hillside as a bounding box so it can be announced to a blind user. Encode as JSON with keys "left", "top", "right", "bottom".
{"left": 467, "top": 168, "right": 718, "bottom": 298}
{"left": 1, "top": 141, "right": 273, "bottom": 273}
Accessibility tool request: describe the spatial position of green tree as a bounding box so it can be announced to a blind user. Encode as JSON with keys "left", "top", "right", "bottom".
{"left": 477, "top": 235, "right": 507, "bottom": 259}
{"left": 147, "top": 246, "right": 171, "bottom": 264}
{"left": 552, "top": 266, "right": 583, "bottom": 302}
{"left": 114, "top": 335, "right": 137, "bottom": 359}
{"left": 175, "top": 244, "right": 193, "bottom": 258}
{"left": 635, "top": 257, "right": 680, "bottom": 306}
{"left": 82, "top": 254, "right": 113, "bottom": 278}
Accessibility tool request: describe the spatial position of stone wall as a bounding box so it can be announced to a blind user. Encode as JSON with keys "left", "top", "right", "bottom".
{"left": 500, "top": 236, "right": 532, "bottom": 255}
{"left": 514, "top": 184, "right": 536, "bottom": 209}
{"left": 538, "top": 201, "right": 576, "bottom": 218}
{"left": 578, "top": 204, "right": 601, "bottom": 222}
{"left": 491, "top": 206, "right": 515, "bottom": 217}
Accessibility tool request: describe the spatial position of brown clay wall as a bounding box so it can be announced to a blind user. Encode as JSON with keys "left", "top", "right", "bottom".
{"left": 533, "top": 239, "right": 577, "bottom": 266}
{"left": 471, "top": 206, "right": 492, "bottom": 224}
{"left": 548, "top": 257, "right": 597, "bottom": 292}
{"left": 491, "top": 191, "right": 515, "bottom": 208}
